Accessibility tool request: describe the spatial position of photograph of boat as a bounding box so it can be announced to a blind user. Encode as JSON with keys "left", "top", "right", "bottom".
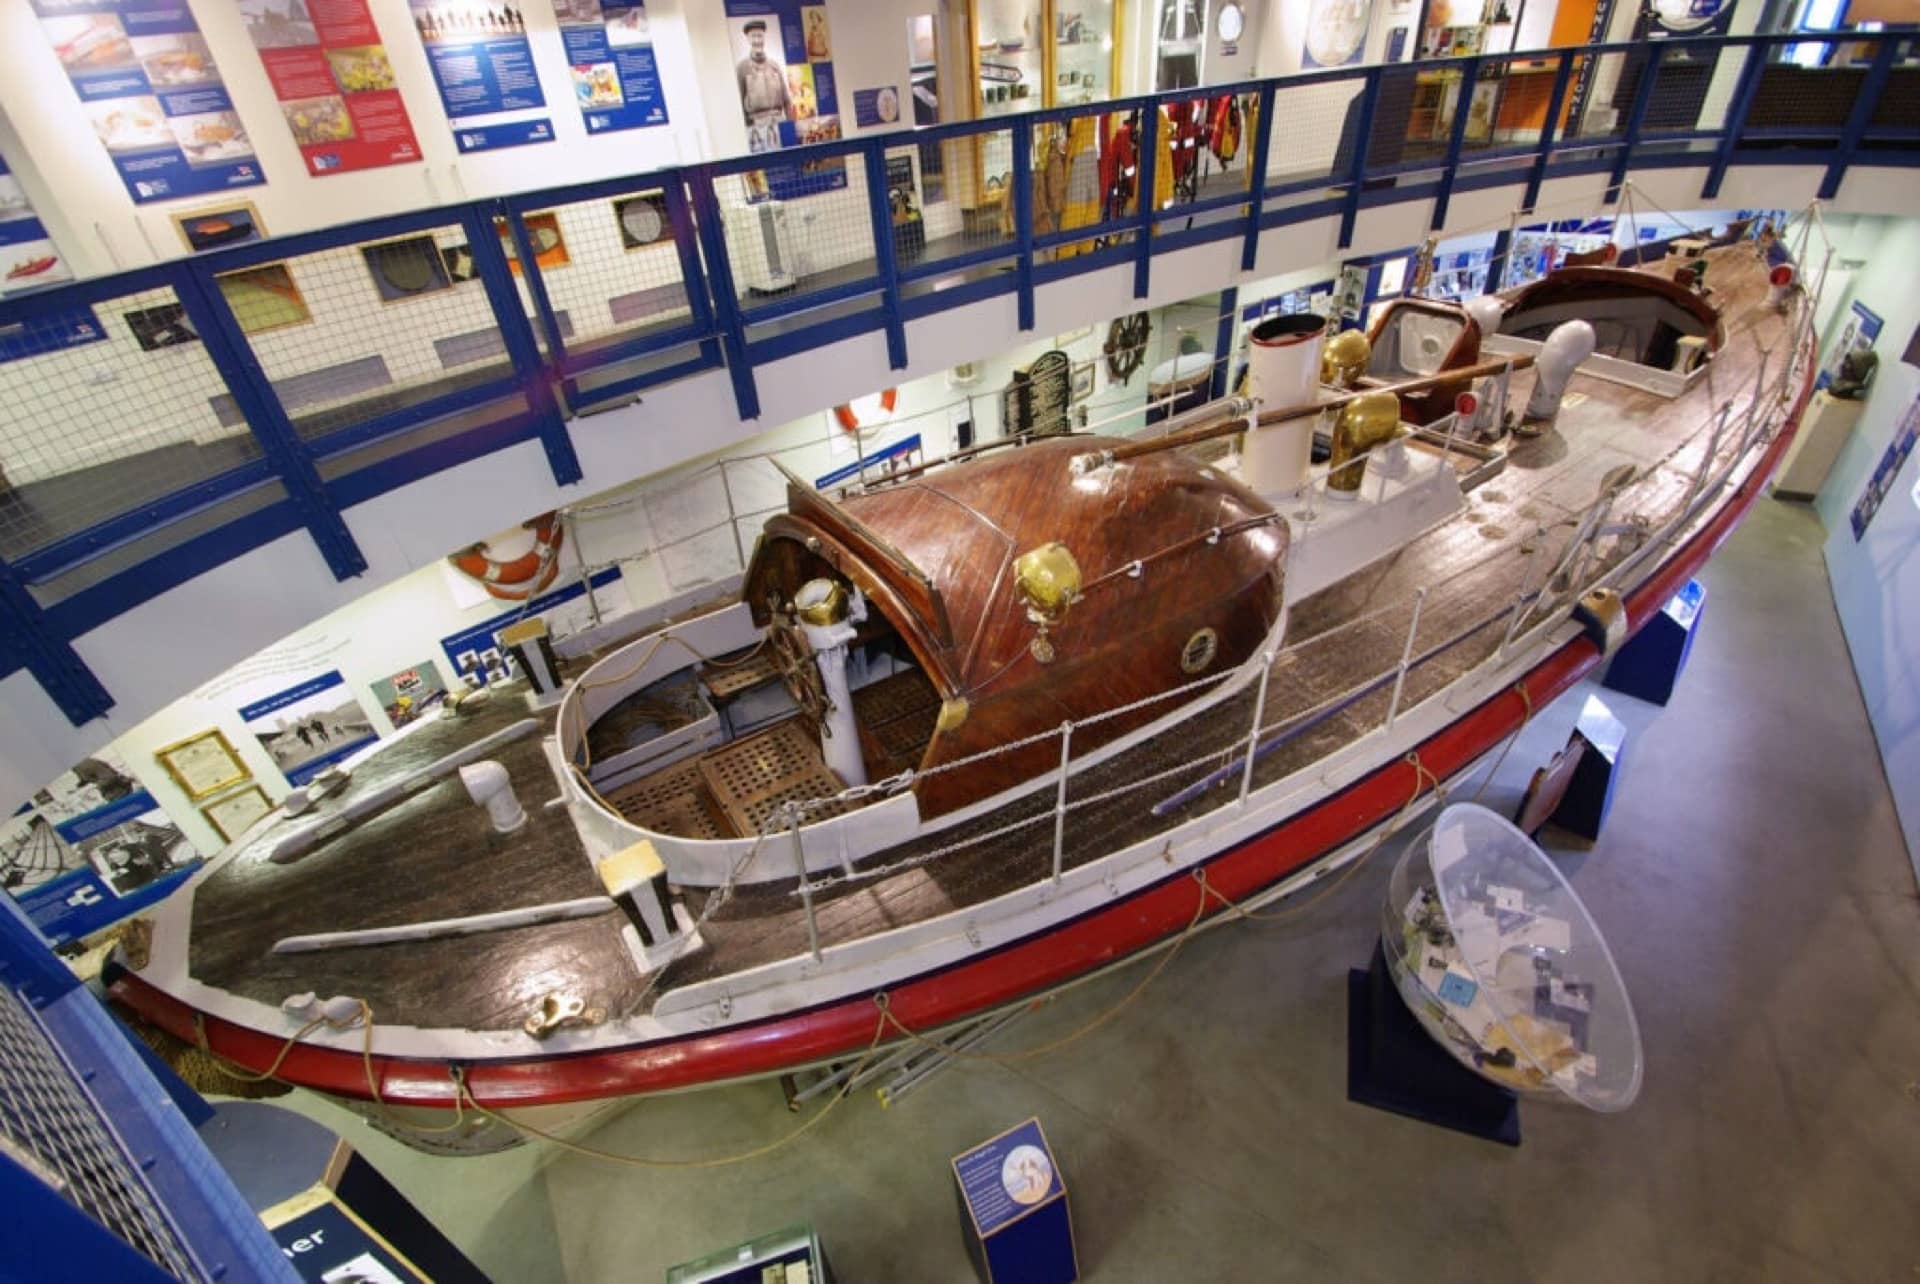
{"left": 111, "top": 233, "right": 1819, "bottom": 1154}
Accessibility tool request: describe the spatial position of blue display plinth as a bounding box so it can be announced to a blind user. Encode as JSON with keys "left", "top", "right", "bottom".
{"left": 1548, "top": 694, "right": 1628, "bottom": 840}
{"left": 952, "top": 1118, "right": 1077, "bottom": 1284}
{"left": 1347, "top": 944, "right": 1521, "bottom": 1146}
{"left": 1604, "top": 579, "right": 1706, "bottom": 706}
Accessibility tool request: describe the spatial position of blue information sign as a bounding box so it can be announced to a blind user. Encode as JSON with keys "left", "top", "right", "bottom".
{"left": 1, "top": 751, "right": 203, "bottom": 945}
{"left": 31, "top": 0, "right": 265, "bottom": 204}
{"left": 951, "top": 1117, "right": 1077, "bottom": 1282}
{"left": 409, "top": 0, "right": 554, "bottom": 154}
{"left": 557, "top": 0, "right": 670, "bottom": 135}
{"left": 238, "top": 671, "right": 379, "bottom": 787}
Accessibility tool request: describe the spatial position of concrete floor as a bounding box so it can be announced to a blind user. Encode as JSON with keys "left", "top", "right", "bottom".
{"left": 284, "top": 497, "right": 1920, "bottom": 1283}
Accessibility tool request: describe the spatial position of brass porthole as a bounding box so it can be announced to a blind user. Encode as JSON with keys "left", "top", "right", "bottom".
{"left": 1180, "top": 628, "right": 1219, "bottom": 674}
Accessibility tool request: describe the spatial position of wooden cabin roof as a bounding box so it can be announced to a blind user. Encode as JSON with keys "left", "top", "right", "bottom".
{"left": 748, "top": 435, "right": 1286, "bottom": 704}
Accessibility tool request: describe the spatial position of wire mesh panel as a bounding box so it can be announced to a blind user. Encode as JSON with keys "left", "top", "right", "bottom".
{"left": 1568, "top": 51, "right": 1633, "bottom": 142}
{"left": 504, "top": 190, "right": 692, "bottom": 361}
{"left": 1635, "top": 45, "right": 1728, "bottom": 137}
{"left": 0, "top": 984, "right": 196, "bottom": 1280}
{"left": 223, "top": 219, "right": 514, "bottom": 445}
{"left": 899, "top": 125, "right": 1018, "bottom": 275}
{"left": 1746, "top": 38, "right": 1861, "bottom": 137}
{"left": 719, "top": 147, "right": 879, "bottom": 311}
{"left": 1265, "top": 73, "right": 1367, "bottom": 190}
{"left": 1147, "top": 92, "right": 1260, "bottom": 225}
{"left": 0, "top": 283, "right": 260, "bottom": 563}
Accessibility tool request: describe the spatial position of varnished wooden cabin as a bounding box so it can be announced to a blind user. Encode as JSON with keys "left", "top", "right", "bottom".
{"left": 743, "top": 435, "right": 1288, "bottom": 817}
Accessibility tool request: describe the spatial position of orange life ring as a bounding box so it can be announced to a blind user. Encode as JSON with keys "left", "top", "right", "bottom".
{"left": 833, "top": 388, "right": 897, "bottom": 434}
{"left": 449, "top": 513, "right": 564, "bottom": 601}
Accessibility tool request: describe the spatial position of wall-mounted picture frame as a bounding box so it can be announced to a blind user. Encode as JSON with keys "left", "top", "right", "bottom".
{"left": 441, "top": 241, "right": 478, "bottom": 283}
{"left": 1070, "top": 359, "right": 1095, "bottom": 403}
{"left": 124, "top": 302, "right": 200, "bottom": 351}
{"left": 173, "top": 201, "right": 266, "bottom": 254}
{"left": 155, "top": 728, "right": 250, "bottom": 800}
{"left": 361, "top": 234, "right": 453, "bottom": 302}
{"left": 215, "top": 262, "right": 310, "bottom": 334}
{"left": 496, "top": 211, "right": 570, "bottom": 276}
{"left": 613, "top": 194, "right": 668, "bottom": 250}
{"left": 200, "top": 783, "right": 274, "bottom": 844}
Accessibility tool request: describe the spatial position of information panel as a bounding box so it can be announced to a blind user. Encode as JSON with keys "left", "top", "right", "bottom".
{"left": 0, "top": 156, "right": 73, "bottom": 295}
{"left": 408, "top": 0, "right": 554, "bottom": 154}
{"left": 241, "top": 0, "right": 423, "bottom": 176}
{"left": 1, "top": 750, "right": 203, "bottom": 945}
{"left": 31, "top": 0, "right": 265, "bottom": 204}
{"left": 554, "top": 0, "right": 669, "bottom": 136}
{"left": 237, "top": 670, "right": 378, "bottom": 785}
{"left": 724, "top": 0, "right": 845, "bottom": 200}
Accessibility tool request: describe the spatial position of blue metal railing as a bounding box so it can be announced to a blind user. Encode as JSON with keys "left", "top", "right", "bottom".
{"left": 0, "top": 30, "right": 1912, "bottom": 726}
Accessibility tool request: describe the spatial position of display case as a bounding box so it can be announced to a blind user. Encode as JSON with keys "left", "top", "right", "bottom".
{"left": 667, "top": 1224, "right": 835, "bottom": 1284}
{"left": 959, "top": 0, "right": 1126, "bottom": 210}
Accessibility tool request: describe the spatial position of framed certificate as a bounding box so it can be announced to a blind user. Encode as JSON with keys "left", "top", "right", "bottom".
{"left": 156, "top": 729, "right": 250, "bottom": 800}
{"left": 201, "top": 784, "right": 274, "bottom": 844}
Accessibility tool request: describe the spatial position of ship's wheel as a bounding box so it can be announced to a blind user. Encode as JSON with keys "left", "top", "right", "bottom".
{"left": 1105, "top": 312, "right": 1151, "bottom": 384}
{"left": 769, "top": 615, "right": 830, "bottom": 728}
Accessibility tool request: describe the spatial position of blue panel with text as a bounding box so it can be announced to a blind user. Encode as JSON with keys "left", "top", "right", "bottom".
{"left": 952, "top": 1117, "right": 1077, "bottom": 1284}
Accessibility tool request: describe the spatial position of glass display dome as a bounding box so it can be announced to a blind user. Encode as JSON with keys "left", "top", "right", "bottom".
{"left": 1382, "top": 802, "right": 1643, "bottom": 1111}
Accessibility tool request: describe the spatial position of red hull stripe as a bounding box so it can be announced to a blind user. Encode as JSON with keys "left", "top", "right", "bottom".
{"left": 113, "top": 357, "right": 1816, "bottom": 1108}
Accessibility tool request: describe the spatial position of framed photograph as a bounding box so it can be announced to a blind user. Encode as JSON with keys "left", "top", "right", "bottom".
{"left": 215, "top": 262, "right": 310, "bottom": 334}
{"left": 1070, "top": 359, "right": 1095, "bottom": 403}
{"left": 173, "top": 201, "right": 266, "bottom": 254}
{"left": 124, "top": 303, "right": 200, "bottom": 351}
{"left": 613, "top": 194, "right": 668, "bottom": 249}
{"left": 496, "top": 211, "right": 570, "bottom": 276}
{"left": 441, "top": 242, "right": 478, "bottom": 283}
{"left": 361, "top": 234, "right": 453, "bottom": 302}
{"left": 200, "top": 783, "right": 274, "bottom": 844}
{"left": 155, "top": 728, "right": 250, "bottom": 800}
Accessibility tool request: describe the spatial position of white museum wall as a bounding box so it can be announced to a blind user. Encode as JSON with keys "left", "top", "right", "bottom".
{"left": 1811, "top": 215, "right": 1920, "bottom": 870}
{"left": 0, "top": 0, "right": 715, "bottom": 280}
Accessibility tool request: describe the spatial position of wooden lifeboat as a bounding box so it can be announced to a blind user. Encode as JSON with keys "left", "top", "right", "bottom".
{"left": 743, "top": 435, "right": 1288, "bottom": 818}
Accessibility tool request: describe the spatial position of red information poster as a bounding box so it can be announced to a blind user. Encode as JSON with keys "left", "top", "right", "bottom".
{"left": 239, "top": 0, "right": 421, "bottom": 175}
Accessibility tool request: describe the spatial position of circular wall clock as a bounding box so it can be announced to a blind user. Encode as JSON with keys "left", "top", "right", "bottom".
{"left": 1217, "top": 2, "right": 1245, "bottom": 43}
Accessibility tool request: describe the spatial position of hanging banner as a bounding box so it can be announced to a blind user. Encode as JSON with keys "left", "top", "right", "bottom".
{"left": 553, "top": 0, "right": 669, "bottom": 136}
{"left": 1850, "top": 394, "right": 1918, "bottom": 542}
{"left": 408, "top": 0, "right": 554, "bottom": 153}
{"left": 237, "top": 670, "right": 379, "bottom": 785}
{"left": 240, "top": 0, "right": 423, "bottom": 176}
{"left": 0, "top": 156, "right": 74, "bottom": 295}
{"left": 724, "top": 0, "right": 845, "bottom": 200}
{"left": 3, "top": 750, "right": 204, "bottom": 946}
{"left": 31, "top": 0, "right": 265, "bottom": 205}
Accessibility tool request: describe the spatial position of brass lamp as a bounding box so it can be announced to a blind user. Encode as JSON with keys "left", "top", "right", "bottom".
{"left": 1321, "top": 329, "right": 1372, "bottom": 389}
{"left": 1013, "top": 542, "right": 1081, "bottom": 663}
{"left": 1327, "top": 392, "right": 1403, "bottom": 496}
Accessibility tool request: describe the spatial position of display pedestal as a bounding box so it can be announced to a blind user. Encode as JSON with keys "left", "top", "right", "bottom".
{"left": 197, "top": 1101, "right": 486, "bottom": 1282}
{"left": 952, "top": 1118, "right": 1077, "bottom": 1284}
{"left": 1548, "top": 694, "right": 1628, "bottom": 840}
{"left": 1347, "top": 944, "right": 1521, "bottom": 1146}
{"left": 1603, "top": 579, "right": 1706, "bottom": 706}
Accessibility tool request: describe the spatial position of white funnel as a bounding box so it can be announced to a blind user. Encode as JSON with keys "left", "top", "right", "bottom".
{"left": 1243, "top": 313, "right": 1327, "bottom": 494}
{"left": 1524, "top": 319, "right": 1597, "bottom": 425}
